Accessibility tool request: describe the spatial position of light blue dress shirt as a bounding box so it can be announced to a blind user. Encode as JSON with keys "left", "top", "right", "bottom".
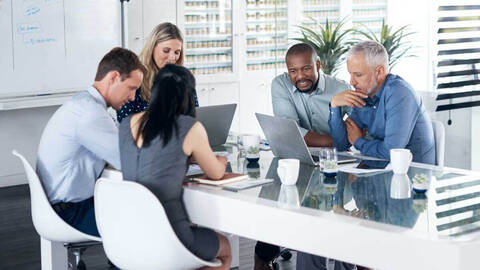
{"left": 272, "top": 72, "right": 350, "bottom": 136}
{"left": 328, "top": 74, "right": 435, "bottom": 164}
{"left": 36, "top": 87, "right": 121, "bottom": 203}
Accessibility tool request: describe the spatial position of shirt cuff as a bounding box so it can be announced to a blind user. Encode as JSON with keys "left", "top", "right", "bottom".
{"left": 329, "top": 106, "right": 342, "bottom": 117}
{"left": 354, "top": 137, "right": 367, "bottom": 151}
{"left": 299, "top": 126, "right": 309, "bottom": 137}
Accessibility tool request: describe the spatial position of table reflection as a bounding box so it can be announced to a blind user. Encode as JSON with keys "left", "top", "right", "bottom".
{"left": 222, "top": 145, "right": 480, "bottom": 239}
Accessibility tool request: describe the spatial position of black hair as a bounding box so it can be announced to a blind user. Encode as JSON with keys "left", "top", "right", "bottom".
{"left": 136, "top": 64, "right": 196, "bottom": 146}
{"left": 285, "top": 43, "right": 318, "bottom": 62}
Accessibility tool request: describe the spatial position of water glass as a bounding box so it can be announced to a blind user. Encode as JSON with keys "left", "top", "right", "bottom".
{"left": 322, "top": 148, "right": 338, "bottom": 177}
{"left": 242, "top": 134, "right": 260, "bottom": 162}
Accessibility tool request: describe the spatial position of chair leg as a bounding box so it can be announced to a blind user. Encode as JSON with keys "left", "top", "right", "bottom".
{"left": 68, "top": 247, "right": 86, "bottom": 270}
{"left": 41, "top": 238, "right": 68, "bottom": 270}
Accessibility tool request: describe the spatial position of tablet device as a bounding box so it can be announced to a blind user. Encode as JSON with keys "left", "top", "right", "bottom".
{"left": 356, "top": 160, "right": 389, "bottom": 169}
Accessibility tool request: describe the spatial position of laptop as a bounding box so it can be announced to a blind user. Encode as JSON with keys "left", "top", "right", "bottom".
{"left": 196, "top": 104, "right": 236, "bottom": 146}
{"left": 255, "top": 113, "right": 357, "bottom": 166}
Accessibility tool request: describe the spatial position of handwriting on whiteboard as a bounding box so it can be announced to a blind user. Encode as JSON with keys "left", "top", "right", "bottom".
{"left": 17, "top": 22, "right": 40, "bottom": 34}
{"left": 16, "top": 0, "right": 61, "bottom": 46}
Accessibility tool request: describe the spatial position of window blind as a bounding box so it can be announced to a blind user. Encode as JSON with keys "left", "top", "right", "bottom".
{"left": 435, "top": 2, "right": 480, "bottom": 112}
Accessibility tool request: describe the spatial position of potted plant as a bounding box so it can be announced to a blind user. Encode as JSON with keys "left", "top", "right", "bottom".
{"left": 292, "top": 18, "right": 354, "bottom": 75}
{"left": 354, "top": 20, "right": 417, "bottom": 69}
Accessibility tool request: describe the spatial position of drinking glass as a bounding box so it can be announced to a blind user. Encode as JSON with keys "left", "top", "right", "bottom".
{"left": 322, "top": 148, "right": 338, "bottom": 177}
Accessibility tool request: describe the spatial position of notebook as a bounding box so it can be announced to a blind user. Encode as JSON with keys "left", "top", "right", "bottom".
{"left": 190, "top": 173, "right": 248, "bottom": 186}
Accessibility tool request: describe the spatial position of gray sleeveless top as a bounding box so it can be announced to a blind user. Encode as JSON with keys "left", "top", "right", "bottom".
{"left": 119, "top": 114, "right": 197, "bottom": 228}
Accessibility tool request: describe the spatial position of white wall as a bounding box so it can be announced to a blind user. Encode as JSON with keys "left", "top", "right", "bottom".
{"left": 0, "top": 106, "right": 59, "bottom": 187}
{"left": 387, "top": 0, "right": 434, "bottom": 91}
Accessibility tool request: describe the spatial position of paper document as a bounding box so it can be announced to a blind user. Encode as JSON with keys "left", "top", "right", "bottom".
{"left": 222, "top": 178, "right": 274, "bottom": 191}
{"left": 191, "top": 173, "right": 248, "bottom": 185}
{"left": 339, "top": 163, "right": 392, "bottom": 175}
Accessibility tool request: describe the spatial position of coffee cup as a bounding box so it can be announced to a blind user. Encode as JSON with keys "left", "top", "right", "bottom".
{"left": 277, "top": 159, "right": 300, "bottom": 185}
{"left": 242, "top": 134, "right": 260, "bottom": 162}
{"left": 390, "top": 148, "right": 412, "bottom": 174}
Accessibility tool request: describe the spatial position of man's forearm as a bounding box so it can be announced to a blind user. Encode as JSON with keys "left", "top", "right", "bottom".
{"left": 304, "top": 131, "right": 334, "bottom": 147}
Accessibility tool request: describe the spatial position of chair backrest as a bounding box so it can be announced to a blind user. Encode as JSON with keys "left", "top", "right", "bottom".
{"left": 94, "top": 178, "right": 221, "bottom": 270}
{"left": 12, "top": 150, "right": 99, "bottom": 243}
{"left": 431, "top": 120, "right": 445, "bottom": 167}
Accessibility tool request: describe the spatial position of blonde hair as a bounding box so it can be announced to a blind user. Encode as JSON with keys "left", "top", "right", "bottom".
{"left": 139, "top": 22, "right": 184, "bottom": 101}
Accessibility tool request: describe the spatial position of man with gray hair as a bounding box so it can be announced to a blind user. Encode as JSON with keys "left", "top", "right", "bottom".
{"left": 328, "top": 40, "right": 435, "bottom": 164}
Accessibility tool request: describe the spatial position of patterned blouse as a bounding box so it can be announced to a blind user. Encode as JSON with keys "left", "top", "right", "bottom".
{"left": 117, "top": 88, "right": 199, "bottom": 123}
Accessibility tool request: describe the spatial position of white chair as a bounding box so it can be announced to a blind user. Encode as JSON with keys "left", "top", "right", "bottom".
{"left": 431, "top": 120, "right": 445, "bottom": 167}
{"left": 12, "top": 150, "right": 101, "bottom": 270}
{"left": 94, "top": 177, "right": 222, "bottom": 270}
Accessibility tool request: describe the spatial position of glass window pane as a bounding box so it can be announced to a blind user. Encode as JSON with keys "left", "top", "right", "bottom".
{"left": 352, "top": 0, "right": 387, "bottom": 36}
{"left": 184, "top": 0, "right": 233, "bottom": 75}
{"left": 245, "top": 0, "right": 288, "bottom": 71}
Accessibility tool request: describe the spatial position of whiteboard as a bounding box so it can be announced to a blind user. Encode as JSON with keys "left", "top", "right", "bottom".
{"left": 0, "top": 0, "right": 121, "bottom": 98}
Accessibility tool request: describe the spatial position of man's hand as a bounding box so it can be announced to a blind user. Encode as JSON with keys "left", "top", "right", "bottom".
{"left": 331, "top": 90, "right": 368, "bottom": 108}
{"left": 345, "top": 118, "right": 362, "bottom": 145}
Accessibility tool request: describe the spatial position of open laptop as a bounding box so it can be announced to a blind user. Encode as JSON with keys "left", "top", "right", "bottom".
{"left": 255, "top": 113, "right": 357, "bottom": 166}
{"left": 196, "top": 104, "right": 236, "bottom": 146}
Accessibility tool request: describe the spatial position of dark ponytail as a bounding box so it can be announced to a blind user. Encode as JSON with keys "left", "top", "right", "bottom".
{"left": 136, "top": 64, "right": 196, "bottom": 146}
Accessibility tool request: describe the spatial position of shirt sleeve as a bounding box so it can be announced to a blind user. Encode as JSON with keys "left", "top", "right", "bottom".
{"left": 354, "top": 86, "right": 421, "bottom": 160}
{"left": 271, "top": 77, "right": 309, "bottom": 137}
{"left": 77, "top": 109, "right": 121, "bottom": 169}
{"left": 328, "top": 105, "right": 349, "bottom": 151}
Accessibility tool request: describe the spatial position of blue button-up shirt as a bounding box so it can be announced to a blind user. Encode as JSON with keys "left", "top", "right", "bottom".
{"left": 272, "top": 72, "right": 350, "bottom": 136}
{"left": 36, "top": 87, "right": 121, "bottom": 203}
{"left": 328, "top": 74, "right": 435, "bottom": 164}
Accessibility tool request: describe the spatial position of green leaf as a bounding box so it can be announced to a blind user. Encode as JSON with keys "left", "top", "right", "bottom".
{"left": 351, "top": 20, "right": 417, "bottom": 71}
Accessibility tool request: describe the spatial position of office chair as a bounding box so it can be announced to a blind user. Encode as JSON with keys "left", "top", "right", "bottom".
{"left": 431, "top": 120, "right": 445, "bottom": 167}
{"left": 94, "top": 177, "right": 222, "bottom": 270}
{"left": 12, "top": 150, "right": 101, "bottom": 270}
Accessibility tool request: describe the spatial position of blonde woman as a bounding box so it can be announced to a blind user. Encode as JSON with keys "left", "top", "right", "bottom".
{"left": 117, "top": 22, "right": 199, "bottom": 123}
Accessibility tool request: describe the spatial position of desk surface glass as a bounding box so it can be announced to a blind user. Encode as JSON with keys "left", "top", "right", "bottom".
{"left": 197, "top": 145, "right": 480, "bottom": 242}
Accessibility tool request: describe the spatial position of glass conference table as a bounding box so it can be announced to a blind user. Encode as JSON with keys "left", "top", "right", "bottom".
{"left": 103, "top": 146, "right": 480, "bottom": 270}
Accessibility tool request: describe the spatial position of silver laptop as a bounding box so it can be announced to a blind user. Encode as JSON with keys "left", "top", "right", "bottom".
{"left": 255, "top": 113, "right": 357, "bottom": 166}
{"left": 196, "top": 104, "right": 236, "bottom": 146}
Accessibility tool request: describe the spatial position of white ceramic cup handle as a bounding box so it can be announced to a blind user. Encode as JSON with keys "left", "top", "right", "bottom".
{"left": 277, "top": 166, "right": 286, "bottom": 181}
{"left": 409, "top": 152, "right": 413, "bottom": 163}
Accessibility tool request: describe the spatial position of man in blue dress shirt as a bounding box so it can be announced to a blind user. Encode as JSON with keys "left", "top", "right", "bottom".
{"left": 328, "top": 41, "right": 435, "bottom": 164}
{"left": 36, "top": 47, "right": 145, "bottom": 237}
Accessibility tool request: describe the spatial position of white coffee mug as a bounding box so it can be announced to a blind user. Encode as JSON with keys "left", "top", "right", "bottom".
{"left": 277, "top": 159, "right": 300, "bottom": 185}
{"left": 390, "top": 174, "right": 412, "bottom": 199}
{"left": 390, "top": 148, "right": 412, "bottom": 174}
{"left": 242, "top": 134, "right": 260, "bottom": 159}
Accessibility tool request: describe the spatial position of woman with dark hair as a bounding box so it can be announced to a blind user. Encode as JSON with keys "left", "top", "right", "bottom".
{"left": 119, "top": 64, "right": 231, "bottom": 269}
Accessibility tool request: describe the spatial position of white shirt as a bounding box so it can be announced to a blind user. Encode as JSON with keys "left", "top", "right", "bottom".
{"left": 36, "top": 86, "right": 121, "bottom": 203}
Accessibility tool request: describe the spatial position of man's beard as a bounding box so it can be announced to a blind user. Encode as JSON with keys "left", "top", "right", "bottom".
{"left": 295, "top": 79, "right": 316, "bottom": 93}
{"left": 366, "top": 74, "right": 378, "bottom": 95}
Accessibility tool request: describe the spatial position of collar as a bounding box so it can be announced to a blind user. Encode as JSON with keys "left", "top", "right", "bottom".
{"left": 87, "top": 86, "right": 107, "bottom": 109}
{"left": 290, "top": 72, "right": 326, "bottom": 95}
